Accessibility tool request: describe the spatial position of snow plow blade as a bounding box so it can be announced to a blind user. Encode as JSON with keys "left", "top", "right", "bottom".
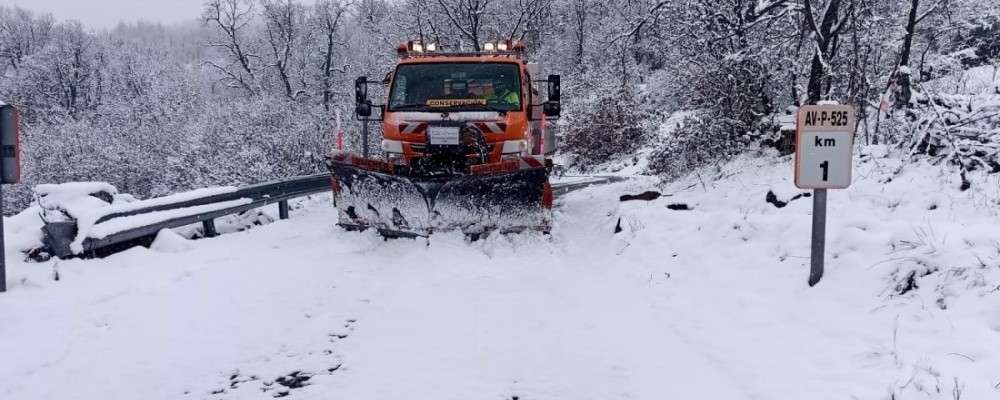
{"left": 328, "top": 154, "right": 550, "bottom": 237}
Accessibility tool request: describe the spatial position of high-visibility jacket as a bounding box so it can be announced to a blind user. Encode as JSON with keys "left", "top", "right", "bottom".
{"left": 487, "top": 90, "right": 520, "bottom": 106}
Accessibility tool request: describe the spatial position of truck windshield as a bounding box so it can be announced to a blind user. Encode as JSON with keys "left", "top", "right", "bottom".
{"left": 388, "top": 63, "right": 522, "bottom": 112}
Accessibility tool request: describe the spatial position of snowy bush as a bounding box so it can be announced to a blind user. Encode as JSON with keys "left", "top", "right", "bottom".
{"left": 647, "top": 112, "right": 752, "bottom": 178}
{"left": 645, "top": 58, "right": 774, "bottom": 176}
{"left": 901, "top": 92, "right": 1000, "bottom": 174}
{"left": 560, "top": 87, "right": 657, "bottom": 172}
{"left": 955, "top": 15, "right": 1000, "bottom": 67}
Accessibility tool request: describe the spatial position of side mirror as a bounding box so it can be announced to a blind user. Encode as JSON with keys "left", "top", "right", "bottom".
{"left": 544, "top": 75, "right": 561, "bottom": 118}
{"left": 356, "top": 102, "right": 372, "bottom": 117}
{"left": 355, "top": 76, "right": 368, "bottom": 104}
{"left": 547, "top": 75, "right": 560, "bottom": 102}
{"left": 355, "top": 76, "right": 372, "bottom": 118}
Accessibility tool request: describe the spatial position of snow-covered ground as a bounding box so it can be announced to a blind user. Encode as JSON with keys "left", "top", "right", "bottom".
{"left": 924, "top": 64, "right": 999, "bottom": 95}
{"left": 2, "top": 149, "right": 1000, "bottom": 399}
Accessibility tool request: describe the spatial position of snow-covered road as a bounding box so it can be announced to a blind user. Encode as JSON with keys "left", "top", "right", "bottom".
{"left": 3, "top": 153, "right": 1000, "bottom": 399}
{"left": 4, "top": 194, "right": 752, "bottom": 400}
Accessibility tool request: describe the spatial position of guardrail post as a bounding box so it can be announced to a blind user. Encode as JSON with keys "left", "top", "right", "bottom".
{"left": 278, "top": 200, "right": 289, "bottom": 220}
{"left": 202, "top": 219, "right": 218, "bottom": 238}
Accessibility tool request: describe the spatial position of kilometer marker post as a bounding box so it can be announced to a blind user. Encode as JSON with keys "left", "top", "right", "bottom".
{"left": 794, "top": 104, "right": 856, "bottom": 287}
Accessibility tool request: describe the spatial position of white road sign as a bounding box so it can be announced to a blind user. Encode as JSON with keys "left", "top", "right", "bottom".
{"left": 795, "top": 105, "right": 856, "bottom": 189}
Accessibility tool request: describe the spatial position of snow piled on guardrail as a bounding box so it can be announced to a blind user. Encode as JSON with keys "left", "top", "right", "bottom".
{"left": 34, "top": 182, "right": 241, "bottom": 254}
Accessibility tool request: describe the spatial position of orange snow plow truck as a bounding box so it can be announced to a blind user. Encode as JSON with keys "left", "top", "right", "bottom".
{"left": 327, "top": 40, "right": 561, "bottom": 237}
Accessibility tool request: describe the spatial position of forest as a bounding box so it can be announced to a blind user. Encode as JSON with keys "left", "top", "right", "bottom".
{"left": 0, "top": 0, "right": 997, "bottom": 211}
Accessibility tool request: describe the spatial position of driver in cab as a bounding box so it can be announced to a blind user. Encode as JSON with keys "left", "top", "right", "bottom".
{"left": 486, "top": 80, "right": 519, "bottom": 107}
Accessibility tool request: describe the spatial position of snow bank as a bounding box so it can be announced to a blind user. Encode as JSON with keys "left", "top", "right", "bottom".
{"left": 860, "top": 144, "right": 889, "bottom": 158}
{"left": 149, "top": 229, "right": 192, "bottom": 253}
{"left": 925, "top": 64, "right": 999, "bottom": 95}
{"left": 2, "top": 205, "right": 46, "bottom": 253}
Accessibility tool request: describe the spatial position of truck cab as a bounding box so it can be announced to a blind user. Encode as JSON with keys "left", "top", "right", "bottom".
{"left": 355, "top": 40, "right": 561, "bottom": 172}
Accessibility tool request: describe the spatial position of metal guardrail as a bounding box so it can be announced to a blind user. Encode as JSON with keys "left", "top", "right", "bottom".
{"left": 551, "top": 176, "right": 628, "bottom": 197}
{"left": 42, "top": 173, "right": 331, "bottom": 259}
{"left": 39, "top": 173, "right": 628, "bottom": 259}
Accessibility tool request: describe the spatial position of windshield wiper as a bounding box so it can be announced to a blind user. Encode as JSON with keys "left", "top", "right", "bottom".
{"left": 451, "top": 103, "right": 510, "bottom": 114}
{"left": 393, "top": 103, "right": 448, "bottom": 114}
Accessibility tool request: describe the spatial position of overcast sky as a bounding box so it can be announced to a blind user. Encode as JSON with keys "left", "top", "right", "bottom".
{"left": 0, "top": 0, "right": 208, "bottom": 29}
